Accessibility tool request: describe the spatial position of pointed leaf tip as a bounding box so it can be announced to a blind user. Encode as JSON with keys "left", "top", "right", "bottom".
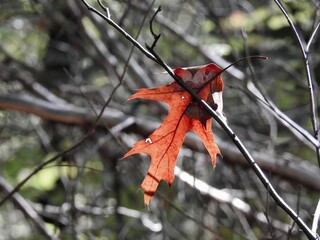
{"left": 144, "top": 191, "right": 155, "bottom": 206}
{"left": 124, "top": 64, "right": 224, "bottom": 205}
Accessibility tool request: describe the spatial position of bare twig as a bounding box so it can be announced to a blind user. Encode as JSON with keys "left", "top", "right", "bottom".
{"left": 0, "top": 175, "right": 57, "bottom": 240}
{"left": 97, "top": 0, "right": 110, "bottom": 17}
{"left": 265, "top": 184, "right": 276, "bottom": 239}
{"left": 0, "top": 30, "right": 124, "bottom": 211}
{"left": 149, "top": 6, "right": 161, "bottom": 49}
{"left": 312, "top": 199, "right": 320, "bottom": 235}
{"left": 0, "top": 64, "right": 67, "bottom": 105}
{"left": 234, "top": 209, "right": 257, "bottom": 240}
{"left": 129, "top": 1, "right": 320, "bottom": 153}
{"left": 32, "top": 202, "right": 162, "bottom": 233}
{"left": 0, "top": 0, "right": 153, "bottom": 213}
{"left": 274, "top": 0, "right": 320, "bottom": 167}
{"left": 0, "top": 122, "right": 92, "bottom": 208}
{"left": 116, "top": 2, "right": 320, "bottom": 158}
{"left": 175, "top": 166, "right": 296, "bottom": 233}
{"left": 306, "top": 21, "right": 320, "bottom": 52}
{"left": 162, "top": 194, "right": 223, "bottom": 239}
{"left": 1, "top": 95, "right": 320, "bottom": 190}
{"left": 287, "top": 187, "right": 301, "bottom": 239}
{"left": 247, "top": 82, "right": 320, "bottom": 149}
{"left": 150, "top": 45, "right": 316, "bottom": 239}
{"left": 80, "top": 0, "right": 157, "bottom": 63}
{"left": 79, "top": 2, "right": 318, "bottom": 239}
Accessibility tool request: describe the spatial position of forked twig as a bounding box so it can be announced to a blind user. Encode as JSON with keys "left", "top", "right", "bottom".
{"left": 149, "top": 6, "right": 161, "bottom": 49}
{"left": 306, "top": 21, "right": 320, "bottom": 52}
{"left": 273, "top": 2, "right": 320, "bottom": 237}
{"left": 97, "top": 0, "right": 110, "bottom": 17}
{"left": 82, "top": 1, "right": 318, "bottom": 239}
{"left": 274, "top": 0, "right": 320, "bottom": 167}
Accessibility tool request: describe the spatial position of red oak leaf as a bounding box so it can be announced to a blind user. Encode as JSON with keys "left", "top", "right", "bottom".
{"left": 123, "top": 63, "right": 224, "bottom": 205}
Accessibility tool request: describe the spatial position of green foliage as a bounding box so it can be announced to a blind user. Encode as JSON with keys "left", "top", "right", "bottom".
{"left": 5, "top": 146, "right": 43, "bottom": 181}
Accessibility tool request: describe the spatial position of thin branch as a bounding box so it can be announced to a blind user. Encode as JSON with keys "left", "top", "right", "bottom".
{"left": 161, "top": 193, "right": 223, "bottom": 239}
{"left": 273, "top": 0, "right": 306, "bottom": 50}
{"left": 198, "top": 55, "right": 268, "bottom": 92}
{"left": 0, "top": 43, "right": 124, "bottom": 210}
{"left": 265, "top": 184, "right": 276, "bottom": 239}
{"left": 144, "top": 49, "right": 314, "bottom": 239}
{"left": 1, "top": 94, "right": 320, "bottom": 190}
{"left": 287, "top": 187, "right": 301, "bottom": 239}
{"left": 80, "top": 0, "right": 157, "bottom": 63}
{"left": 175, "top": 166, "right": 295, "bottom": 233}
{"left": 97, "top": 0, "right": 110, "bottom": 18}
{"left": 247, "top": 82, "right": 320, "bottom": 149}
{"left": 306, "top": 21, "right": 320, "bottom": 52}
{"left": 32, "top": 202, "right": 162, "bottom": 233}
{"left": 0, "top": 175, "right": 57, "bottom": 240}
{"left": 122, "top": 2, "right": 320, "bottom": 154}
{"left": 149, "top": 6, "right": 161, "bottom": 49}
{"left": 274, "top": 0, "right": 320, "bottom": 167}
{"left": 312, "top": 199, "right": 320, "bottom": 234}
{"left": 24, "top": 1, "right": 319, "bottom": 239}
{"left": 0, "top": 64, "right": 67, "bottom": 105}
{"left": 233, "top": 209, "right": 257, "bottom": 240}
{"left": 0, "top": 0, "right": 152, "bottom": 211}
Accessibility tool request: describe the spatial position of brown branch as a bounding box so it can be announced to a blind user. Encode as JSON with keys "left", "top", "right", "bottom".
{"left": 1, "top": 94, "right": 319, "bottom": 192}
{"left": 0, "top": 94, "right": 124, "bottom": 126}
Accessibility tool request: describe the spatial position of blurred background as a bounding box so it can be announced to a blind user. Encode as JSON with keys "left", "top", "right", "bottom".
{"left": 0, "top": 0, "right": 319, "bottom": 239}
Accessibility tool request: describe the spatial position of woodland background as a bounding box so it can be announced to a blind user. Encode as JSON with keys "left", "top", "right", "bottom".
{"left": 0, "top": 0, "right": 320, "bottom": 239}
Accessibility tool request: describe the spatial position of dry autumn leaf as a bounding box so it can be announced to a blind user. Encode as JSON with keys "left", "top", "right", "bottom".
{"left": 123, "top": 63, "right": 224, "bottom": 205}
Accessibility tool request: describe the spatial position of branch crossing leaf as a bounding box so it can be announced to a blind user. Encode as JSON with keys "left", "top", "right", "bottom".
{"left": 123, "top": 63, "right": 224, "bottom": 205}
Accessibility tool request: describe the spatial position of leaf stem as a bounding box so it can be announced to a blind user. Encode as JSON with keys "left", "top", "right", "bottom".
{"left": 198, "top": 56, "right": 268, "bottom": 92}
